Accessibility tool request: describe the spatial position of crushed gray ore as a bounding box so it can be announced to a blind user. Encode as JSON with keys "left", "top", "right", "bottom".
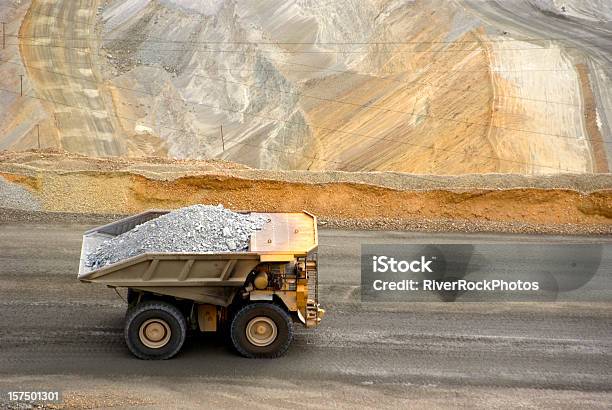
{"left": 86, "top": 204, "right": 268, "bottom": 269}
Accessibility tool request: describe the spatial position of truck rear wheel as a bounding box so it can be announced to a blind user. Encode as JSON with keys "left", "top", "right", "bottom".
{"left": 230, "top": 303, "right": 293, "bottom": 358}
{"left": 124, "top": 301, "right": 186, "bottom": 360}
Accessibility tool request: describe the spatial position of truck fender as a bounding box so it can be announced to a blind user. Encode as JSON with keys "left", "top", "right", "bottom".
{"left": 249, "top": 291, "right": 305, "bottom": 324}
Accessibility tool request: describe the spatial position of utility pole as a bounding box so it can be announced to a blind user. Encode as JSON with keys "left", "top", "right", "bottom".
{"left": 220, "top": 124, "right": 225, "bottom": 152}
{"left": 2, "top": 22, "right": 5, "bottom": 49}
{"left": 36, "top": 124, "right": 40, "bottom": 150}
{"left": 19, "top": 74, "right": 23, "bottom": 96}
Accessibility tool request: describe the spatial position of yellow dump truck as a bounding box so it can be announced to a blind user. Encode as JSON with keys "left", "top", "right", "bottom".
{"left": 78, "top": 210, "right": 323, "bottom": 359}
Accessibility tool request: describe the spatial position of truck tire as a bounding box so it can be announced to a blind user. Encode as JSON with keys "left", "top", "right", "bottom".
{"left": 230, "top": 303, "right": 293, "bottom": 358}
{"left": 124, "top": 301, "right": 186, "bottom": 360}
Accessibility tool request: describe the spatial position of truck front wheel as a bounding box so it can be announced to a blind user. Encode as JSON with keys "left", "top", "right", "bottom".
{"left": 124, "top": 301, "right": 186, "bottom": 360}
{"left": 230, "top": 303, "right": 293, "bottom": 358}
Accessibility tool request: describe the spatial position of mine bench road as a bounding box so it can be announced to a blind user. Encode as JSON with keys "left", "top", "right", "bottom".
{"left": 0, "top": 219, "right": 611, "bottom": 396}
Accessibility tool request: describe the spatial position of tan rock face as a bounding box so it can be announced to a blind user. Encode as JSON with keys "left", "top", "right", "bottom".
{"left": 0, "top": 0, "right": 609, "bottom": 174}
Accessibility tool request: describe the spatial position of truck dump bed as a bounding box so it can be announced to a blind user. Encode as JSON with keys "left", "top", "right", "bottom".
{"left": 77, "top": 210, "right": 317, "bottom": 306}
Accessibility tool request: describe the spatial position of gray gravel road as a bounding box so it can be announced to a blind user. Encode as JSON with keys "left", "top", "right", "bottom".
{"left": 0, "top": 220, "right": 611, "bottom": 408}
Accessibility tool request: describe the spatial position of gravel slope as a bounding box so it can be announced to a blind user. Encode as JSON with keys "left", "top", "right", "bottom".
{"left": 0, "top": 176, "right": 41, "bottom": 211}
{"left": 2, "top": 150, "right": 612, "bottom": 191}
{"left": 0, "top": 152, "right": 610, "bottom": 235}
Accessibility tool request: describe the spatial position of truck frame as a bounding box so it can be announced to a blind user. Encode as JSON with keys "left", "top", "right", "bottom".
{"left": 78, "top": 210, "right": 324, "bottom": 359}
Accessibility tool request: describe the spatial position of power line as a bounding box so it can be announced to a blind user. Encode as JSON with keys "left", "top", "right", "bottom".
{"left": 261, "top": 57, "right": 582, "bottom": 107}
{"left": 0, "top": 59, "right": 595, "bottom": 173}
{"left": 6, "top": 40, "right": 593, "bottom": 54}
{"left": 0, "top": 82, "right": 588, "bottom": 175}
{"left": 2, "top": 38, "right": 586, "bottom": 107}
{"left": 192, "top": 71, "right": 609, "bottom": 144}
{"left": 0, "top": 82, "right": 446, "bottom": 181}
{"left": 4, "top": 41, "right": 586, "bottom": 74}
{"left": 0, "top": 56, "right": 606, "bottom": 146}
{"left": 0, "top": 84, "right": 334, "bottom": 166}
{"left": 5, "top": 5, "right": 612, "bottom": 45}
{"left": 2, "top": 40, "right": 592, "bottom": 109}
{"left": 11, "top": 32, "right": 612, "bottom": 45}
{"left": 4, "top": 44, "right": 588, "bottom": 76}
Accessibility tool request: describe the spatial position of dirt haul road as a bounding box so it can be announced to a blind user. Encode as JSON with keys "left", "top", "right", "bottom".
{"left": 0, "top": 218, "right": 610, "bottom": 408}
{"left": 19, "top": 0, "right": 127, "bottom": 155}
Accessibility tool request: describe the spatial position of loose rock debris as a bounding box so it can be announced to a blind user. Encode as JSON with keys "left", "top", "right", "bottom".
{"left": 86, "top": 205, "right": 269, "bottom": 269}
{"left": 0, "top": 176, "right": 42, "bottom": 211}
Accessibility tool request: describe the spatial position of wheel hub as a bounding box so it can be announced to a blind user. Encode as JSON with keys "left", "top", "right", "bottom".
{"left": 139, "top": 318, "right": 171, "bottom": 349}
{"left": 245, "top": 316, "right": 277, "bottom": 347}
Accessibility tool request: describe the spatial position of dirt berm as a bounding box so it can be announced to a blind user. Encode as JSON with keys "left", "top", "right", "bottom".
{"left": 1, "top": 151, "right": 611, "bottom": 234}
